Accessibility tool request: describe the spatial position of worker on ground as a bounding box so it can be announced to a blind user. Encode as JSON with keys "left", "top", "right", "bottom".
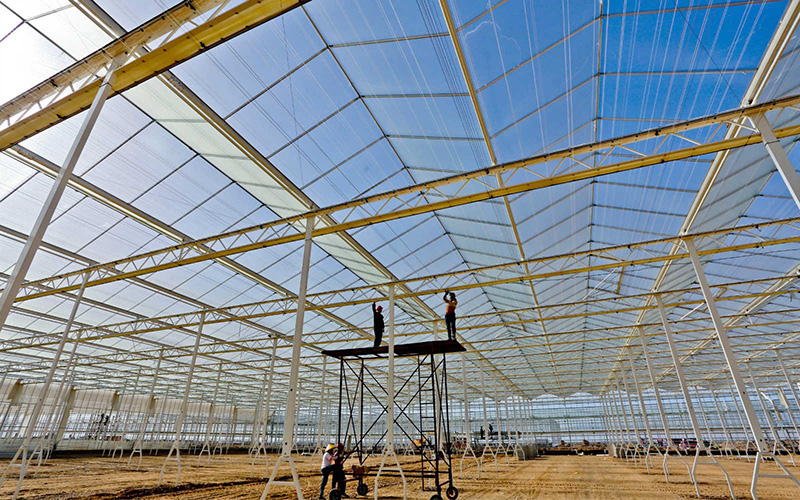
{"left": 443, "top": 290, "right": 457, "bottom": 340}
{"left": 319, "top": 444, "right": 338, "bottom": 500}
{"left": 333, "top": 442, "right": 348, "bottom": 497}
{"left": 372, "top": 302, "right": 384, "bottom": 349}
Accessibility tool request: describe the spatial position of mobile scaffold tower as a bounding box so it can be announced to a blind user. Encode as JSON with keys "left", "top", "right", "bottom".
{"left": 322, "top": 339, "right": 464, "bottom": 500}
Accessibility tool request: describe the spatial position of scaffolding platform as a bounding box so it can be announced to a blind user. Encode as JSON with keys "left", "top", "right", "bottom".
{"left": 323, "top": 339, "right": 461, "bottom": 499}
{"left": 321, "top": 339, "right": 465, "bottom": 360}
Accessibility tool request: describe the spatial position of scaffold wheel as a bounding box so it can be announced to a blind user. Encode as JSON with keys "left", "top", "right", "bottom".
{"left": 446, "top": 485, "right": 459, "bottom": 499}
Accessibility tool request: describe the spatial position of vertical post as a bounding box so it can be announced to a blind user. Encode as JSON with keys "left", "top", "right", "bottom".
{"left": 0, "top": 272, "right": 89, "bottom": 497}
{"left": 637, "top": 326, "right": 692, "bottom": 483}
{"left": 0, "top": 57, "right": 123, "bottom": 331}
{"left": 747, "top": 363, "right": 795, "bottom": 464}
{"left": 111, "top": 369, "right": 141, "bottom": 460}
{"left": 261, "top": 216, "right": 314, "bottom": 500}
{"left": 601, "top": 393, "right": 619, "bottom": 447}
{"left": 374, "top": 284, "right": 406, "bottom": 498}
{"left": 620, "top": 371, "right": 642, "bottom": 449}
{"left": 158, "top": 312, "right": 206, "bottom": 486}
{"left": 310, "top": 357, "right": 328, "bottom": 465}
{"left": 460, "top": 354, "right": 480, "bottom": 477}
{"left": 775, "top": 349, "right": 800, "bottom": 447}
{"left": 656, "top": 295, "right": 734, "bottom": 500}
{"left": 686, "top": 240, "right": 770, "bottom": 451}
{"left": 198, "top": 362, "right": 222, "bottom": 464}
{"left": 262, "top": 337, "right": 278, "bottom": 449}
{"left": 129, "top": 350, "right": 162, "bottom": 469}
{"left": 492, "top": 372, "right": 509, "bottom": 462}
{"left": 727, "top": 380, "right": 753, "bottom": 458}
{"left": 43, "top": 327, "right": 85, "bottom": 460}
{"left": 627, "top": 349, "right": 660, "bottom": 466}
{"left": 251, "top": 374, "right": 267, "bottom": 450}
{"left": 478, "top": 359, "right": 496, "bottom": 470}
{"left": 611, "top": 379, "right": 630, "bottom": 446}
{"left": 686, "top": 238, "right": 800, "bottom": 496}
{"left": 711, "top": 389, "right": 737, "bottom": 457}
{"left": 510, "top": 391, "right": 523, "bottom": 459}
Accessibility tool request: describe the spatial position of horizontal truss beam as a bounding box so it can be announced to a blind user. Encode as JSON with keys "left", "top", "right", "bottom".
{"left": 5, "top": 93, "right": 800, "bottom": 304}
{"left": 0, "top": 0, "right": 308, "bottom": 149}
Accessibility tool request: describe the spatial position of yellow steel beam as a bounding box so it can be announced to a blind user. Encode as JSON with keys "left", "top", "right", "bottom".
{"left": 9, "top": 110, "right": 800, "bottom": 303}
{"left": 7, "top": 274, "right": 800, "bottom": 355}
{"left": 0, "top": 0, "right": 307, "bottom": 150}
{"left": 0, "top": 0, "right": 228, "bottom": 124}
{"left": 5, "top": 215, "right": 798, "bottom": 348}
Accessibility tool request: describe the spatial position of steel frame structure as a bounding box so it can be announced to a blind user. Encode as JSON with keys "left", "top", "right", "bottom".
{"left": 1, "top": 1, "right": 800, "bottom": 499}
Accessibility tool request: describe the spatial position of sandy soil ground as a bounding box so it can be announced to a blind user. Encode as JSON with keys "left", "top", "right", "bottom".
{"left": 0, "top": 450, "right": 798, "bottom": 499}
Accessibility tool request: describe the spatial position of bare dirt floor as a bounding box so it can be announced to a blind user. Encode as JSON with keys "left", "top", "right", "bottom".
{"left": 1, "top": 451, "right": 799, "bottom": 499}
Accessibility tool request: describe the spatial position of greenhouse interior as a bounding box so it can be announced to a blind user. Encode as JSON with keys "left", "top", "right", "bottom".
{"left": 2, "top": 0, "right": 800, "bottom": 499}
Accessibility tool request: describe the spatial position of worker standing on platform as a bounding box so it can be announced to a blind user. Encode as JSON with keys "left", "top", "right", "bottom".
{"left": 443, "top": 290, "right": 458, "bottom": 340}
{"left": 372, "top": 302, "right": 384, "bottom": 349}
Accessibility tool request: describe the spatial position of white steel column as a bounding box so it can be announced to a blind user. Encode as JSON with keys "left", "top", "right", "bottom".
{"left": 627, "top": 349, "right": 661, "bottom": 472}
{"left": 620, "top": 370, "right": 644, "bottom": 467}
{"left": 374, "top": 283, "right": 406, "bottom": 499}
{"left": 775, "top": 349, "right": 800, "bottom": 449}
{"left": 198, "top": 363, "right": 222, "bottom": 464}
{"left": 42, "top": 328, "right": 85, "bottom": 462}
{"left": 492, "top": 373, "right": 509, "bottom": 463}
{"left": 692, "top": 387, "right": 717, "bottom": 451}
{"left": 0, "top": 57, "right": 123, "bottom": 331}
{"left": 727, "top": 380, "right": 754, "bottom": 461}
{"left": 712, "top": 390, "right": 739, "bottom": 458}
{"left": 460, "top": 353, "right": 480, "bottom": 478}
{"left": 261, "top": 216, "right": 315, "bottom": 500}
{"left": 111, "top": 368, "right": 141, "bottom": 460}
{"left": 602, "top": 393, "right": 620, "bottom": 449}
{"left": 129, "top": 350, "right": 163, "bottom": 469}
{"left": 251, "top": 337, "right": 278, "bottom": 476}
{"left": 750, "top": 113, "right": 800, "bottom": 210}
{"left": 637, "top": 326, "right": 692, "bottom": 483}
{"left": 478, "top": 359, "right": 497, "bottom": 470}
{"left": 599, "top": 394, "right": 615, "bottom": 448}
{"left": 685, "top": 239, "right": 800, "bottom": 498}
{"left": 503, "top": 385, "right": 518, "bottom": 459}
{"left": 310, "top": 356, "right": 328, "bottom": 465}
{"left": 611, "top": 379, "right": 632, "bottom": 454}
{"left": 158, "top": 311, "right": 206, "bottom": 486}
{"left": 510, "top": 390, "right": 524, "bottom": 459}
{"left": 746, "top": 363, "right": 795, "bottom": 464}
{"left": 250, "top": 374, "right": 267, "bottom": 452}
{"left": 0, "top": 272, "right": 89, "bottom": 499}
{"left": 656, "top": 295, "right": 734, "bottom": 499}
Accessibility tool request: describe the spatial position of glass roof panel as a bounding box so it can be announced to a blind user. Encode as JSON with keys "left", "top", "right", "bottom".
{"left": 456, "top": 0, "right": 598, "bottom": 89}
{"left": 226, "top": 51, "right": 357, "bottom": 158}
{"left": 331, "top": 38, "right": 465, "bottom": 95}
{"left": 171, "top": 7, "right": 324, "bottom": 118}
{"left": 28, "top": 5, "right": 108, "bottom": 60}
{"left": 0, "top": 22, "right": 74, "bottom": 104}
{"left": 132, "top": 156, "right": 233, "bottom": 225}
{"left": 307, "top": 0, "right": 444, "bottom": 44}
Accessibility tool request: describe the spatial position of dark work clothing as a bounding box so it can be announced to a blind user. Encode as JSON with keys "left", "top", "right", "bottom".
{"left": 333, "top": 463, "right": 345, "bottom": 493}
{"left": 320, "top": 464, "right": 336, "bottom": 498}
{"left": 372, "top": 303, "right": 384, "bottom": 349}
{"left": 445, "top": 312, "right": 456, "bottom": 340}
